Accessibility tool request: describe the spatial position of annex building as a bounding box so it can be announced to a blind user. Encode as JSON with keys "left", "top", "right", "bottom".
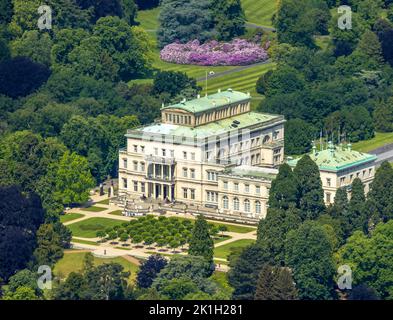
{"left": 118, "top": 89, "right": 377, "bottom": 221}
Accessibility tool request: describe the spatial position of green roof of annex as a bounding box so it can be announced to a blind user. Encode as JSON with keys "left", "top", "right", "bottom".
{"left": 287, "top": 143, "right": 377, "bottom": 172}
{"left": 161, "top": 89, "right": 251, "bottom": 114}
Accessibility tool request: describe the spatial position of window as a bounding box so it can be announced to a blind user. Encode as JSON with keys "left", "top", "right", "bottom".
{"left": 183, "top": 151, "right": 187, "bottom": 160}
{"left": 140, "top": 146, "right": 145, "bottom": 153}
{"left": 170, "top": 150, "right": 175, "bottom": 157}
{"left": 223, "top": 196, "right": 229, "bottom": 209}
{"left": 133, "top": 145, "right": 138, "bottom": 152}
{"left": 191, "top": 152, "right": 195, "bottom": 160}
{"left": 190, "top": 169, "right": 195, "bottom": 179}
{"left": 133, "top": 181, "right": 138, "bottom": 192}
{"left": 255, "top": 201, "right": 261, "bottom": 214}
{"left": 326, "top": 178, "right": 331, "bottom": 187}
{"left": 133, "top": 161, "right": 138, "bottom": 171}
{"left": 141, "top": 183, "right": 145, "bottom": 193}
{"left": 123, "top": 158, "right": 127, "bottom": 169}
{"left": 234, "top": 183, "right": 239, "bottom": 191}
{"left": 326, "top": 192, "right": 331, "bottom": 203}
{"left": 223, "top": 181, "right": 228, "bottom": 190}
{"left": 273, "top": 131, "right": 279, "bottom": 140}
{"left": 244, "top": 199, "right": 250, "bottom": 212}
{"left": 122, "top": 178, "right": 127, "bottom": 189}
{"left": 162, "top": 149, "right": 166, "bottom": 157}
{"left": 207, "top": 171, "right": 218, "bottom": 181}
{"left": 233, "top": 198, "right": 240, "bottom": 211}
{"left": 369, "top": 168, "right": 373, "bottom": 176}
{"left": 140, "top": 162, "right": 145, "bottom": 172}
{"left": 207, "top": 192, "right": 218, "bottom": 202}
{"left": 205, "top": 151, "right": 211, "bottom": 160}
{"left": 245, "top": 184, "right": 250, "bottom": 193}
{"left": 255, "top": 186, "right": 261, "bottom": 194}
{"left": 363, "top": 170, "right": 366, "bottom": 177}
{"left": 340, "top": 177, "right": 345, "bottom": 186}
{"left": 183, "top": 188, "right": 188, "bottom": 199}
{"left": 190, "top": 189, "right": 195, "bottom": 200}
{"left": 182, "top": 168, "right": 188, "bottom": 178}
{"left": 154, "top": 148, "right": 158, "bottom": 156}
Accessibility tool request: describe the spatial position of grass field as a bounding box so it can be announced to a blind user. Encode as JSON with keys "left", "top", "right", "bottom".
{"left": 71, "top": 238, "right": 97, "bottom": 246}
{"left": 54, "top": 252, "right": 139, "bottom": 283}
{"left": 96, "top": 199, "right": 111, "bottom": 205}
{"left": 352, "top": 132, "right": 393, "bottom": 153}
{"left": 198, "top": 62, "right": 275, "bottom": 95}
{"left": 67, "top": 217, "right": 126, "bottom": 238}
{"left": 242, "top": 0, "right": 277, "bottom": 27}
{"left": 60, "top": 213, "right": 84, "bottom": 223}
{"left": 81, "top": 206, "right": 107, "bottom": 212}
{"left": 214, "top": 239, "right": 255, "bottom": 259}
{"left": 108, "top": 210, "right": 123, "bottom": 216}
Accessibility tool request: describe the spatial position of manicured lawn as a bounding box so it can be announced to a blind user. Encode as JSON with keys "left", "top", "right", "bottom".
{"left": 352, "top": 132, "right": 393, "bottom": 153}
{"left": 54, "top": 252, "right": 139, "bottom": 283}
{"left": 241, "top": 0, "right": 277, "bottom": 27}
{"left": 197, "top": 62, "right": 276, "bottom": 98}
{"left": 81, "top": 206, "right": 107, "bottom": 212}
{"left": 96, "top": 199, "right": 110, "bottom": 205}
{"left": 67, "top": 217, "right": 126, "bottom": 238}
{"left": 60, "top": 213, "right": 84, "bottom": 223}
{"left": 108, "top": 210, "right": 123, "bottom": 216}
{"left": 136, "top": 7, "right": 160, "bottom": 31}
{"left": 208, "top": 221, "right": 256, "bottom": 234}
{"left": 71, "top": 238, "right": 97, "bottom": 246}
{"left": 214, "top": 239, "right": 255, "bottom": 259}
{"left": 214, "top": 235, "right": 232, "bottom": 244}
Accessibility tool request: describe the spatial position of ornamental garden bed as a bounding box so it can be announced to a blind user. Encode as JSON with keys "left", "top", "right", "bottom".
{"left": 160, "top": 39, "right": 268, "bottom": 66}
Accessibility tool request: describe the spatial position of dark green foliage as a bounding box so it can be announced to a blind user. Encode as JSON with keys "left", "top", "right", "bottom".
{"left": 158, "top": 0, "right": 216, "bottom": 48}
{"left": 137, "top": 255, "right": 168, "bottom": 289}
{"left": 0, "top": 0, "right": 13, "bottom": 24}
{"left": 285, "top": 221, "right": 335, "bottom": 300}
{"left": 33, "top": 223, "right": 64, "bottom": 267}
{"left": 257, "top": 207, "right": 301, "bottom": 266}
{"left": 228, "top": 243, "right": 273, "bottom": 300}
{"left": 373, "top": 98, "right": 393, "bottom": 132}
{"left": 366, "top": 161, "right": 393, "bottom": 223}
{"left": 268, "top": 164, "right": 298, "bottom": 210}
{"left": 54, "top": 263, "right": 131, "bottom": 300}
{"left": 284, "top": 119, "right": 316, "bottom": 155}
{"left": 135, "top": 0, "right": 160, "bottom": 10}
{"left": 348, "top": 284, "right": 380, "bottom": 300}
{"left": 188, "top": 215, "right": 214, "bottom": 263}
{"left": 0, "top": 57, "right": 51, "bottom": 98}
{"left": 153, "top": 71, "right": 200, "bottom": 98}
{"left": 254, "top": 265, "right": 298, "bottom": 300}
{"left": 293, "top": 155, "right": 325, "bottom": 220}
{"left": 263, "top": 66, "right": 306, "bottom": 98}
{"left": 0, "top": 186, "right": 45, "bottom": 281}
{"left": 274, "top": 0, "right": 331, "bottom": 47}
{"left": 210, "top": 0, "right": 246, "bottom": 41}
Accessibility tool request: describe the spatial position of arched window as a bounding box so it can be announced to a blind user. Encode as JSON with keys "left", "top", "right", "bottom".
{"left": 263, "top": 135, "right": 270, "bottom": 144}
{"left": 223, "top": 196, "right": 229, "bottom": 209}
{"left": 244, "top": 199, "right": 250, "bottom": 212}
{"left": 255, "top": 201, "right": 261, "bottom": 215}
{"left": 233, "top": 198, "right": 239, "bottom": 211}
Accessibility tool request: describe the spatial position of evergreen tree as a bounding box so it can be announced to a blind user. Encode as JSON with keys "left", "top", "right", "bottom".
{"left": 257, "top": 207, "right": 301, "bottom": 265}
{"left": 188, "top": 215, "right": 214, "bottom": 263}
{"left": 228, "top": 243, "right": 273, "bottom": 300}
{"left": 355, "top": 30, "right": 384, "bottom": 69}
{"left": 255, "top": 265, "right": 298, "bottom": 300}
{"left": 366, "top": 161, "right": 393, "bottom": 223}
{"left": 349, "top": 178, "right": 367, "bottom": 231}
{"left": 137, "top": 255, "right": 168, "bottom": 289}
{"left": 293, "top": 155, "right": 325, "bottom": 220}
{"left": 210, "top": 0, "right": 246, "bottom": 41}
{"left": 373, "top": 98, "right": 393, "bottom": 132}
{"left": 268, "top": 163, "right": 298, "bottom": 210}
{"left": 285, "top": 221, "right": 335, "bottom": 300}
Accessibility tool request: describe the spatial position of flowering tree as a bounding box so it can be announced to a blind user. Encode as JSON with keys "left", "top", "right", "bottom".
{"left": 160, "top": 39, "right": 269, "bottom": 66}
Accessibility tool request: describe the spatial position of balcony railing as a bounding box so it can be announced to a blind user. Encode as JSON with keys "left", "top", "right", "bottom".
{"left": 145, "top": 155, "right": 176, "bottom": 165}
{"left": 146, "top": 174, "right": 175, "bottom": 182}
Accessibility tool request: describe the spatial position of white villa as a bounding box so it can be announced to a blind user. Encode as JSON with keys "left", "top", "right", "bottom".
{"left": 117, "top": 89, "right": 377, "bottom": 222}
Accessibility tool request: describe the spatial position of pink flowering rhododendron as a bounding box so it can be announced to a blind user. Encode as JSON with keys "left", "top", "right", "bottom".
{"left": 160, "top": 39, "right": 269, "bottom": 66}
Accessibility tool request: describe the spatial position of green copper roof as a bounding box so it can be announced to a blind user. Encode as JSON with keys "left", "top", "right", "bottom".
{"left": 127, "top": 111, "right": 284, "bottom": 142}
{"left": 287, "top": 144, "right": 377, "bottom": 172}
{"left": 161, "top": 89, "right": 250, "bottom": 114}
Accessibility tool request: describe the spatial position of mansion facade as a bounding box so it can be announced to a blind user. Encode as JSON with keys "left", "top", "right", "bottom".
{"left": 118, "top": 89, "right": 377, "bottom": 221}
